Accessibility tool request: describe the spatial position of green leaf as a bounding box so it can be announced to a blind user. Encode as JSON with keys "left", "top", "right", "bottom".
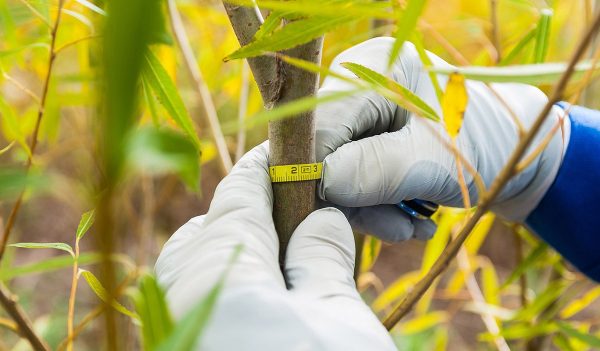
{"left": 501, "top": 242, "right": 548, "bottom": 289}
{"left": 76, "top": 0, "right": 106, "bottom": 16}
{"left": 127, "top": 127, "right": 200, "bottom": 191}
{"left": 388, "top": 0, "right": 428, "bottom": 67}
{"left": 76, "top": 210, "right": 96, "bottom": 240}
{"left": 9, "top": 242, "right": 74, "bottom": 257}
{"left": 533, "top": 9, "right": 553, "bottom": 63}
{"left": 225, "top": 15, "right": 356, "bottom": 60}
{"left": 430, "top": 60, "right": 600, "bottom": 85}
{"left": 0, "top": 253, "right": 100, "bottom": 281}
{"left": 132, "top": 274, "right": 174, "bottom": 350}
{"left": 341, "top": 62, "right": 441, "bottom": 122}
{"left": 499, "top": 26, "right": 537, "bottom": 66}
{"left": 80, "top": 270, "right": 139, "bottom": 320}
{"left": 156, "top": 245, "right": 243, "bottom": 351}
{"left": 254, "top": 11, "right": 287, "bottom": 40}
{"left": 0, "top": 96, "right": 32, "bottom": 157}
{"left": 512, "top": 280, "right": 569, "bottom": 322}
{"left": 556, "top": 322, "right": 600, "bottom": 348}
{"left": 0, "top": 42, "right": 49, "bottom": 58}
{"left": 142, "top": 76, "right": 161, "bottom": 127}
{"left": 222, "top": 89, "right": 363, "bottom": 134}
{"left": 143, "top": 51, "right": 201, "bottom": 150}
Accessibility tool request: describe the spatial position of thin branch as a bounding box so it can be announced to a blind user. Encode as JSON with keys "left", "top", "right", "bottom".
{"left": 66, "top": 237, "right": 81, "bottom": 351}
{"left": 222, "top": 2, "right": 281, "bottom": 108}
{"left": 2, "top": 73, "right": 41, "bottom": 104}
{"left": 0, "top": 0, "right": 65, "bottom": 257}
{"left": 235, "top": 61, "right": 250, "bottom": 162}
{"left": 54, "top": 35, "right": 101, "bottom": 55}
{"left": 0, "top": 283, "right": 50, "bottom": 351}
{"left": 383, "top": 9, "right": 600, "bottom": 329}
{"left": 167, "top": 0, "right": 233, "bottom": 174}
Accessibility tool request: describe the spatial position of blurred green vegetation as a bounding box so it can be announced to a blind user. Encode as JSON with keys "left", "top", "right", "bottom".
{"left": 0, "top": 0, "right": 599, "bottom": 350}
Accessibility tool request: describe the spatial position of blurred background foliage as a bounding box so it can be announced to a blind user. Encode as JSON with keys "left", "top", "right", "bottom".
{"left": 0, "top": 0, "right": 599, "bottom": 350}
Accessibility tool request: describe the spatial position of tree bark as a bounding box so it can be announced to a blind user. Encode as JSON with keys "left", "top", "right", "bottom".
{"left": 223, "top": 3, "right": 322, "bottom": 263}
{"left": 269, "top": 39, "right": 322, "bottom": 262}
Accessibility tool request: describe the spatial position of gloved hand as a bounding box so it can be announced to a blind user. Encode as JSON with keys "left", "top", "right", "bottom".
{"left": 155, "top": 142, "right": 396, "bottom": 351}
{"left": 316, "top": 37, "right": 570, "bottom": 242}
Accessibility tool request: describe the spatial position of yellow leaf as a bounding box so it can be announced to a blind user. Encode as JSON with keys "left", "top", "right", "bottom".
{"left": 360, "top": 235, "right": 382, "bottom": 273}
{"left": 372, "top": 270, "right": 421, "bottom": 312}
{"left": 398, "top": 311, "right": 448, "bottom": 334}
{"left": 560, "top": 286, "right": 600, "bottom": 319}
{"left": 441, "top": 73, "right": 468, "bottom": 138}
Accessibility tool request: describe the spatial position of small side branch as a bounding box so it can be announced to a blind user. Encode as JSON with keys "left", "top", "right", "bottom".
{"left": 0, "top": 283, "right": 50, "bottom": 351}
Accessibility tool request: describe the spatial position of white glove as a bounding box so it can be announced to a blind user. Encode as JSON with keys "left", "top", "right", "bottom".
{"left": 316, "top": 37, "right": 570, "bottom": 242}
{"left": 155, "top": 142, "right": 396, "bottom": 351}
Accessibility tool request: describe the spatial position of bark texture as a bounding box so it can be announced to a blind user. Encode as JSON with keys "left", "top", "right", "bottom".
{"left": 270, "top": 39, "right": 323, "bottom": 262}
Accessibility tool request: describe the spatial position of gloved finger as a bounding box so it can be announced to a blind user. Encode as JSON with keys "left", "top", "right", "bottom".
{"left": 155, "top": 142, "right": 285, "bottom": 317}
{"left": 284, "top": 208, "right": 359, "bottom": 300}
{"left": 320, "top": 127, "right": 426, "bottom": 205}
{"left": 334, "top": 205, "right": 436, "bottom": 242}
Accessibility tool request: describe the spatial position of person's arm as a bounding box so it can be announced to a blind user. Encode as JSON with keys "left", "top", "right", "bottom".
{"left": 526, "top": 103, "right": 600, "bottom": 281}
{"left": 314, "top": 37, "right": 600, "bottom": 282}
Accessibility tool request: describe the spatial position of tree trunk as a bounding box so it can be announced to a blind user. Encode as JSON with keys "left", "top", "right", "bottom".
{"left": 223, "top": 3, "right": 322, "bottom": 264}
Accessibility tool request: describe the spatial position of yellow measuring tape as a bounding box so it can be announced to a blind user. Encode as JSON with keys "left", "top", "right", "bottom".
{"left": 269, "top": 162, "right": 323, "bottom": 183}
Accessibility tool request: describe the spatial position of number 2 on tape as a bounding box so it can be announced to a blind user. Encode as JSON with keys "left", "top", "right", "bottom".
{"left": 269, "top": 163, "right": 323, "bottom": 183}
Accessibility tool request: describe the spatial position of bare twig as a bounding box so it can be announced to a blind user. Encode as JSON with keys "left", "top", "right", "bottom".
{"left": 0, "top": 0, "right": 65, "bottom": 260}
{"left": 0, "top": 283, "right": 50, "bottom": 351}
{"left": 235, "top": 61, "right": 250, "bottom": 162}
{"left": 54, "top": 35, "right": 101, "bottom": 55}
{"left": 383, "top": 9, "right": 600, "bottom": 329}
{"left": 167, "top": 0, "right": 233, "bottom": 174}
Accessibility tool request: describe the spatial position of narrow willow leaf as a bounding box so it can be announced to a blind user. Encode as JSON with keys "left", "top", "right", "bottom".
{"left": 76, "top": 0, "right": 106, "bottom": 16}
{"left": 441, "top": 73, "right": 468, "bottom": 138}
{"left": 76, "top": 210, "right": 95, "bottom": 240}
{"left": 142, "top": 76, "right": 161, "bottom": 127}
{"left": 372, "top": 270, "right": 421, "bottom": 312}
{"left": 143, "top": 51, "right": 201, "bottom": 150}
{"left": 481, "top": 261, "right": 500, "bottom": 305}
{"left": 501, "top": 242, "right": 548, "bottom": 288}
{"left": 388, "top": 0, "right": 428, "bottom": 68}
{"left": 360, "top": 236, "right": 382, "bottom": 273}
{"left": 225, "top": 15, "right": 355, "bottom": 60}
{"left": 499, "top": 27, "right": 537, "bottom": 66}
{"left": 80, "top": 270, "right": 139, "bottom": 320}
{"left": 254, "top": 11, "right": 287, "bottom": 40}
{"left": 0, "top": 168, "right": 46, "bottom": 199}
{"left": 225, "top": 0, "right": 393, "bottom": 20}
{"left": 10, "top": 242, "right": 74, "bottom": 257}
{"left": 127, "top": 127, "right": 200, "bottom": 191}
{"left": 512, "top": 280, "right": 568, "bottom": 321}
{"left": 0, "top": 42, "right": 49, "bottom": 58}
{"left": 412, "top": 33, "right": 443, "bottom": 101}
{"left": 132, "top": 274, "right": 174, "bottom": 350}
{"left": 430, "top": 60, "right": 600, "bottom": 85}
{"left": 399, "top": 311, "right": 447, "bottom": 334}
{"left": 341, "top": 62, "right": 440, "bottom": 122}
{"left": 560, "top": 286, "right": 600, "bottom": 319}
{"left": 553, "top": 333, "right": 576, "bottom": 351}
{"left": 487, "top": 322, "right": 557, "bottom": 340}
{"left": 156, "top": 245, "right": 243, "bottom": 351}
{"left": 0, "top": 96, "right": 32, "bottom": 157}
{"left": 0, "top": 253, "right": 100, "bottom": 281}
{"left": 465, "top": 213, "right": 495, "bottom": 255}
{"left": 533, "top": 9, "right": 553, "bottom": 63}
{"left": 556, "top": 322, "right": 600, "bottom": 348}
{"left": 222, "top": 89, "right": 363, "bottom": 134}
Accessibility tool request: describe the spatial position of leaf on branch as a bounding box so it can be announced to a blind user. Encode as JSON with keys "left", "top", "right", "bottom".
{"left": 225, "top": 15, "right": 356, "bottom": 61}
{"left": 9, "top": 242, "right": 74, "bottom": 257}
{"left": 441, "top": 72, "right": 468, "bottom": 139}
{"left": 556, "top": 322, "right": 600, "bottom": 348}
{"left": 80, "top": 269, "right": 139, "bottom": 320}
{"left": 533, "top": 9, "right": 553, "bottom": 64}
{"left": 76, "top": 210, "right": 96, "bottom": 240}
{"left": 360, "top": 236, "right": 382, "bottom": 273}
{"left": 388, "top": 0, "right": 428, "bottom": 68}
{"left": 132, "top": 274, "right": 174, "bottom": 349}
{"left": 430, "top": 60, "right": 600, "bottom": 85}
{"left": 142, "top": 51, "right": 201, "bottom": 151}
{"left": 560, "top": 286, "right": 600, "bottom": 319}
{"left": 341, "top": 62, "right": 440, "bottom": 122}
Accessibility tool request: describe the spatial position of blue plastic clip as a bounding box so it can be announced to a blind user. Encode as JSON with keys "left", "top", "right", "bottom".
{"left": 396, "top": 199, "right": 439, "bottom": 220}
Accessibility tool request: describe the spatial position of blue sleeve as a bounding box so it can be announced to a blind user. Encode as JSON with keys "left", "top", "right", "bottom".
{"left": 526, "top": 102, "right": 600, "bottom": 282}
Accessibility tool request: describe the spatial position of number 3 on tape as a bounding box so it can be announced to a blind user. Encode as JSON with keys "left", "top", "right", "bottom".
{"left": 269, "top": 163, "right": 323, "bottom": 183}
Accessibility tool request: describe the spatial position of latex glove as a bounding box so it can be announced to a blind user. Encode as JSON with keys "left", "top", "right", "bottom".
{"left": 155, "top": 142, "right": 396, "bottom": 351}
{"left": 316, "top": 37, "right": 570, "bottom": 242}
